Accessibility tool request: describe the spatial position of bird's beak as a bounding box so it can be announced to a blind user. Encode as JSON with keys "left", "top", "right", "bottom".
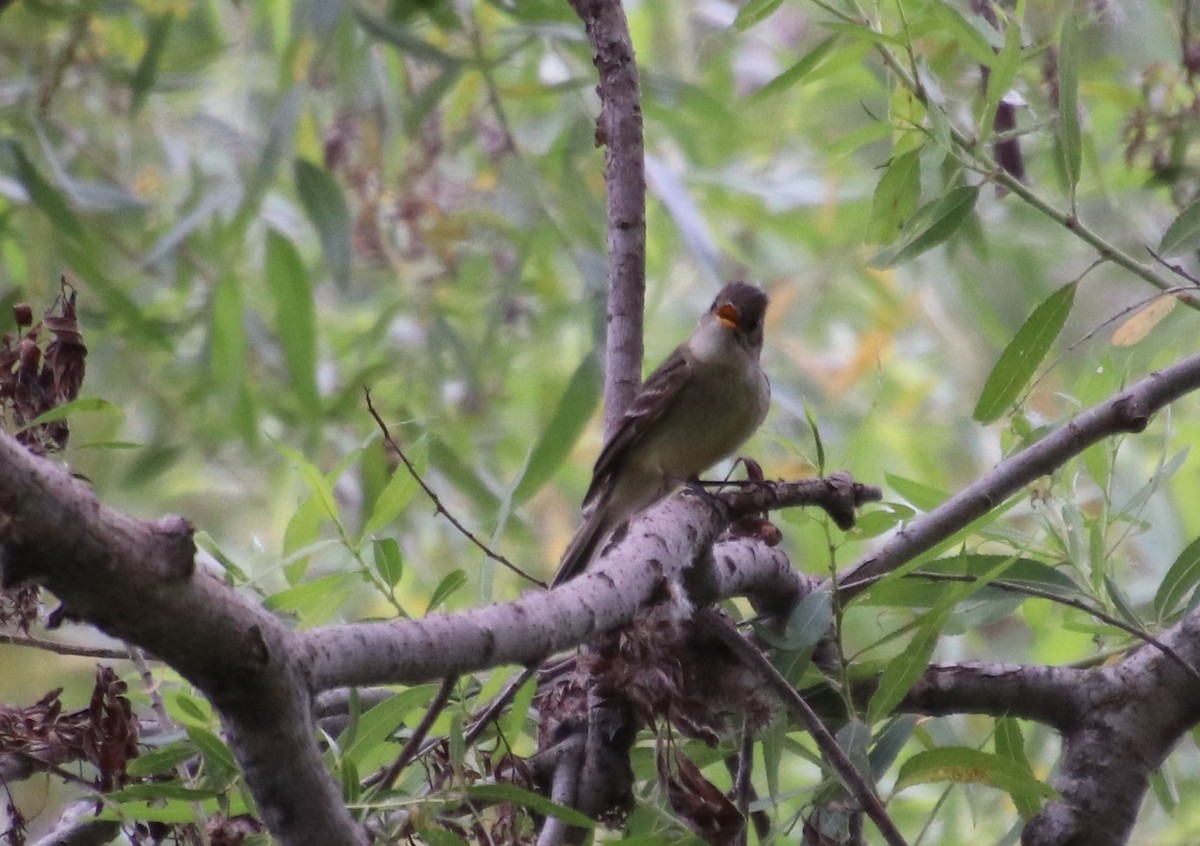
{"left": 715, "top": 302, "right": 741, "bottom": 330}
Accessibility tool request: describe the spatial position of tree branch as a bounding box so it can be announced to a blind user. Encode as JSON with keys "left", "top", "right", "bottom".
{"left": 0, "top": 431, "right": 364, "bottom": 846}
{"left": 568, "top": 0, "right": 646, "bottom": 433}
{"left": 838, "top": 350, "right": 1200, "bottom": 595}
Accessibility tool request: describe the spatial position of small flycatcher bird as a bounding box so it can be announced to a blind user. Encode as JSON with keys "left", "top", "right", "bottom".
{"left": 552, "top": 281, "right": 771, "bottom": 586}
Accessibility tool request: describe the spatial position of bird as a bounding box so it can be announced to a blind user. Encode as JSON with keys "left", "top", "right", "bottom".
{"left": 552, "top": 281, "right": 771, "bottom": 586}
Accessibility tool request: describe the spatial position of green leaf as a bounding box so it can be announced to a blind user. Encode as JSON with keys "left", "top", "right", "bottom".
{"left": 402, "top": 66, "right": 463, "bottom": 137}
{"left": 864, "top": 552, "right": 1066, "bottom": 614}
{"left": 884, "top": 473, "right": 949, "bottom": 511}
{"left": 868, "top": 608, "right": 946, "bottom": 722}
{"left": 0, "top": 140, "right": 85, "bottom": 241}
{"left": 449, "top": 710, "right": 465, "bottom": 777}
{"left": 500, "top": 672, "right": 537, "bottom": 744}
{"left": 166, "top": 691, "right": 213, "bottom": 726}
{"left": 1158, "top": 199, "right": 1200, "bottom": 257}
{"left": 984, "top": 21, "right": 1021, "bottom": 125}
{"left": 748, "top": 35, "right": 839, "bottom": 101}
{"left": 867, "top": 148, "right": 921, "bottom": 244}
{"left": 125, "top": 741, "right": 197, "bottom": 777}
{"left": 512, "top": 353, "right": 602, "bottom": 505}
{"left": 294, "top": 159, "right": 352, "bottom": 287}
{"left": 282, "top": 495, "right": 325, "bottom": 583}
{"left": 109, "top": 784, "right": 220, "bottom": 803}
{"left": 186, "top": 725, "right": 239, "bottom": 779}
{"left": 209, "top": 272, "right": 246, "bottom": 395}
{"left": 823, "top": 21, "right": 904, "bottom": 47}
{"left": 130, "top": 14, "right": 173, "bottom": 115}
{"left": 464, "top": 784, "right": 595, "bottom": 827}
{"left": 264, "top": 572, "right": 359, "bottom": 624}
{"left": 1058, "top": 13, "right": 1081, "bottom": 188}
{"left": 852, "top": 502, "right": 916, "bottom": 539}
{"left": 100, "top": 799, "right": 206, "bottom": 824}
{"left": 930, "top": 4, "right": 996, "bottom": 65}
{"left": 274, "top": 441, "right": 340, "bottom": 523}
{"left": 1155, "top": 535, "right": 1200, "bottom": 620}
{"left": 973, "top": 281, "right": 1077, "bottom": 423}
{"left": 895, "top": 747, "right": 1057, "bottom": 805}
{"left": 418, "top": 828, "right": 469, "bottom": 846}
{"left": 340, "top": 685, "right": 441, "bottom": 767}
{"left": 372, "top": 537, "right": 404, "bottom": 587}
{"left": 230, "top": 86, "right": 304, "bottom": 237}
{"left": 869, "top": 716, "right": 916, "bottom": 778}
{"left": 805, "top": 402, "right": 826, "bottom": 476}
{"left": 100, "top": 792, "right": 250, "bottom": 824}
{"left": 732, "top": 0, "right": 783, "bottom": 31}
{"left": 870, "top": 185, "right": 979, "bottom": 267}
{"left": 835, "top": 720, "right": 873, "bottom": 788}
{"left": 355, "top": 11, "right": 458, "bottom": 65}
{"left": 995, "top": 717, "right": 1039, "bottom": 819}
{"left": 265, "top": 230, "right": 320, "bottom": 419}
{"left": 364, "top": 439, "right": 426, "bottom": 534}
{"left": 426, "top": 569, "right": 467, "bottom": 614}
{"left": 756, "top": 587, "right": 832, "bottom": 651}
{"left": 17, "top": 397, "right": 122, "bottom": 430}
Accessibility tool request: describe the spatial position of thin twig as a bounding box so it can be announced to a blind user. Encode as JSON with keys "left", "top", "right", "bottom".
{"left": 372, "top": 675, "right": 458, "bottom": 792}
{"left": 129, "top": 645, "right": 207, "bottom": 843}
{"left": 0, "top": 633, "right": 131, "bottom": 660}
{"left": 1020, "top": 278, "right": 1188, "bottom": 405}
{"left": 695, "top": 609, "right": 909, "bottom": 846}
{"left": 462, "top": 666, "right": 537, "bottom": 749}
{"left": 1147, "top": 247, "right": 1200, "bottom": 286}
{"left": 364, "top": 388, "right": 544, "bottom": 588}
{"left": 826, "top": 2, "right": 1200, "bottom": 310}
{"left": 904, "top": 571, "right": 1200, "bottom": 685}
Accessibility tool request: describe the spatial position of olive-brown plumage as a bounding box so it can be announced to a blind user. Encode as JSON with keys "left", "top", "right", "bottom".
{"left": 553, "top": 282, "right": 770, "bottom": 586}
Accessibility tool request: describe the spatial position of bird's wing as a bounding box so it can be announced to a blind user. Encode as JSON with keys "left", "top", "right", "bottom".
{"left": 582, "top": 347, "right": 692, "bottom": 510}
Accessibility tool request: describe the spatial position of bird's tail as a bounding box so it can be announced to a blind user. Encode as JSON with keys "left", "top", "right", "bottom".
{"left": 552, "top": 497, "right": 614, "bottom": 587}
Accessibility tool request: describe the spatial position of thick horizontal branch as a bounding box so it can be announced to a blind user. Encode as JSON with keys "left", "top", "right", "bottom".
{"left": 303, "top": 494, "right": 728, "bottom": 690}
{"left": 802, "top": 661, "right": 1089, "bottom": 731}
{"left": 838, "top": 350, "right": 1200, "bottom": 595}
{"left": 301, "top": 476, "right": 861, "bottom": 691}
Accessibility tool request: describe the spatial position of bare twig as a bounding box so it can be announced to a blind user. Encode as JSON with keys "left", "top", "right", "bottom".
{"left": 899, "top": 571, "right": 1200, "bottom": 685}
{"left": 1147, "top": 248, "right": 1200, "bottom": 286}
{"left": 373, "top": 675, "right": 458, "bottom": 792}
{"left": 695, "top": 609, "right": 909, "bottom": 846}
{"left": 0, "top": 633, "right": 131, "bottom": 660}
{"left": 717, "top": 472, "right": 883, "bottom": 530}
{"left": 364, "top": 388, "right": 544, "bottom": 588}
{"left": 1021, "top": 280, "right": 1190, "bottom": 404}
{"left": 128, "top": 645, "right": 206, "bottom": 843}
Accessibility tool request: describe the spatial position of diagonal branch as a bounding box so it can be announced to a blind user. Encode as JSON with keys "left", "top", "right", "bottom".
{"left": 0, "top": 431, "right": 364, "bottom": 846}
{"left": 837, "top": 350, "right": 1200, "bottom": 595}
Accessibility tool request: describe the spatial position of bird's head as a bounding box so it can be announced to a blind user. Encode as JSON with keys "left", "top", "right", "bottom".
{"left": 707, "top": 281, "right": 769, "bottom": 356}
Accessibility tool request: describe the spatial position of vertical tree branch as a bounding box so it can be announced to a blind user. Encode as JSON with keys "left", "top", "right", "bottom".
{"left": 568, "top": 0, "right": 646, "bottom": 434}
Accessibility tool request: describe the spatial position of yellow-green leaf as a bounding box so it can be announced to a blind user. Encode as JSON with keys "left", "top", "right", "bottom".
{"left": 974, "top": 282, "right": 1077, "bottom": 423}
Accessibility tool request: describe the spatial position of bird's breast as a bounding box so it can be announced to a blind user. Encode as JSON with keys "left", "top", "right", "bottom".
{"left": 636, "top": 361, "right": 769, "bottom": 480}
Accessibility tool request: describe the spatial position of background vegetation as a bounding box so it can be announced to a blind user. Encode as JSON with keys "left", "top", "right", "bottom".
{"left": 3, "top": 0, "right": 1200, "bottom": 843}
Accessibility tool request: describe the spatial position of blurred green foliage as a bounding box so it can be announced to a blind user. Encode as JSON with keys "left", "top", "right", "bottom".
{"left": 3, "top": 0, "right": 1200, "bottom": 843}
